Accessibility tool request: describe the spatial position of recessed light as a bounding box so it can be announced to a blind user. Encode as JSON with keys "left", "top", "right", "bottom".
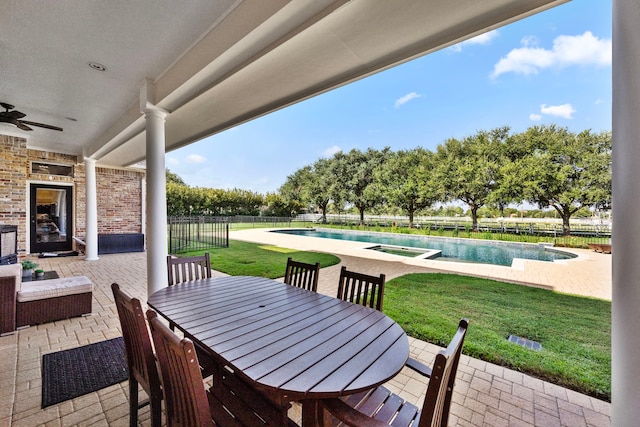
{"left": 88, "top": 62, "right": 107, "bottom": 72}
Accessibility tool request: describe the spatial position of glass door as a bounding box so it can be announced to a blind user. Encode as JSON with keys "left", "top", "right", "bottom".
{"left": 30, "top": 184, "right": 73, "bottom": 253}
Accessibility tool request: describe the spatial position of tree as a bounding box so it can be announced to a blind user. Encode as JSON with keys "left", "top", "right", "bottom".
{"left": 263, "top": 192, "right": 291, "bottom": 217}
{"left": 330, "top": 148, "right": 391, "bottom": 225}
{"left": 508, "top": 125, "right": 611, "bottom": 235}
{"left": 279, "top": 166, "right": 313, "bottom": 215}
{"left": 166, "top": 169, "right": 187, "bottom": 186}
{"left": 376, "top": 148, "right": 439, "bottom": 228}
{"left": 166, "top": 182, "right": 192, "bottom": 215}
{"left": 306, "top": 158, "right": 334, "bottom": 222}
{"left": 435, "top": 128, "right": 507, "bottom": 231}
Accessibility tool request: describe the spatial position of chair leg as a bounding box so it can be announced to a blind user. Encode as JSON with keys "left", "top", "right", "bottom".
{"left": 150, "top": 395, "right": 163, "bottom": 427}
{"left": 129, "top": 377, "right": 139, "bottom": 427}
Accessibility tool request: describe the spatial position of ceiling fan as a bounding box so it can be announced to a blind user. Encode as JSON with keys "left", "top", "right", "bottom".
{"left": 0, "top": 102, "right": 63, "bottom": 131}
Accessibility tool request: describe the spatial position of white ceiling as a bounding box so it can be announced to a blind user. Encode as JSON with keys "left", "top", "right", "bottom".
{"left": 0, "top": 0, "right": 568, "bottom": 168}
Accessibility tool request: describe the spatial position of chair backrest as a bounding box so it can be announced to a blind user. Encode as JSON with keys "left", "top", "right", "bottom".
{"left": 284, "top": 257, "right": 320, "bottom": 292}
{"left": 418, "top": 318, "right": 469, "bottom": 427}
{"left": 337, "top": 266, "right": 385, "bottom": 311}
{"left": 147, "top": 309, "right": 215, "bottom": 427}
{"left": 111, "top": 283, "right": 162, "bottom": 400}
{"left": 167, "top": 253, "right": 212, "bottom": 286}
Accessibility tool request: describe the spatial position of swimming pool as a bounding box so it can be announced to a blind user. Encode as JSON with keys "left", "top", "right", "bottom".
{"left": 272, "top": 228, "right": 577, "bottom": 266}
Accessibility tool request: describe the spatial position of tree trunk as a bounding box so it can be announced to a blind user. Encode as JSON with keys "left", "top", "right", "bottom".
{"left": 562, "top": 213, "right": 571, "bottom": 236}
{"left": 320, "top": 202, "right": 328, "bottom": 223}
{"left": 408, "top": 210, "right": 415, "bottom": 228}
{"left": 359, "top": 208, "right": 365, "bottom": 226}
{"left": 553, "top": 204, "right": 572, "bottom": 236}
{"left": 470, "top": 206, "right": 479, "bottom": 231}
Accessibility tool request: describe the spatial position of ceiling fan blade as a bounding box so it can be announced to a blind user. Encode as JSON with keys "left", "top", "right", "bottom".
{"left": 16, "top": 122, "right": 33, "bottom": 131}
{"left": 20, "top": 120, "right": 63, "bottom": 132}
{"left": 3, "top": 110, "right": 26, "bottom": 120}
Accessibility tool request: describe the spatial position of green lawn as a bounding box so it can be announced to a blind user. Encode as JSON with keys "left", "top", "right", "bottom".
{"left": 178, "top": 241, "right": 610, "bottom": 401}
{"left": 384, "top": 273, "right": 611, "bottom": 401}
{"left": 180, "top": 239, "right": 340, "bottom": 278}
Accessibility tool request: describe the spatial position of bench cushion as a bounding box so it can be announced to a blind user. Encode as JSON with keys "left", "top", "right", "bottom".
{"left": 17, "top": 276, "right": 93, "bottom": 302}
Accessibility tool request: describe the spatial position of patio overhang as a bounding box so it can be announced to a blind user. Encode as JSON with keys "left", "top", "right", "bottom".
{"left": 2, "top": 0, "right": 568, "bottom": 168}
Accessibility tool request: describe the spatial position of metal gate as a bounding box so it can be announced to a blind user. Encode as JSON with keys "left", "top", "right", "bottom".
{"left": 168, "top": 216, "right": 229, "bottom": 254}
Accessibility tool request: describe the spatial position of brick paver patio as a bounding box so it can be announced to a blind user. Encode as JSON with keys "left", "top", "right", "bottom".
{"left": 0, "top": 245, "right": 611, "bottom": 426}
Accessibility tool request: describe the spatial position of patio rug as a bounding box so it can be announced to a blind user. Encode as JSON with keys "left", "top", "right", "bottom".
{"left": 41, "top": 337, "right": 128, "bottom": 408}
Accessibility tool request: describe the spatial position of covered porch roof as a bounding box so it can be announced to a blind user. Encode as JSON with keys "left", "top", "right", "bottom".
{"left": 1, "top": 0, "right": 566, "bottom": 167}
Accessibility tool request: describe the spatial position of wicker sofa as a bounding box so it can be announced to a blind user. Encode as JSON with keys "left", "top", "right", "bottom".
{"left": 0, "top": 264, "right": 93, "bottom": 335}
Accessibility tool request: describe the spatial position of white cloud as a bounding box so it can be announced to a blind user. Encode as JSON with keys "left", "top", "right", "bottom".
{"left": 322, "top": 145, "right": 342, "bottom": 157}
{"left": 394, "top": 92, "right": 422, "bottom": 108}
{"left": 450, "top": 30, "right": 499, "bottom": 52}
{"left": 529, "top": 113, "right": 542, "bottom": 121}
{"left": 166, "top": 156, "right": 179, "bottom": 166}
{"left": 520, "top": 35, "right": 540, "bottom": 48}
{"left": 186, "top": 154, "right": 207, "bottom": 164}
{"left": 594, "top": 99, "right": 603, "bottom": 105}
{"left": 491, "top": 31, "right": 611, "bottom": 78}
{"left": 540, "top": 103, "right": 576, "bottom": 119}
{"left": 467, "top": 30, "right": 499, "bottom": 46}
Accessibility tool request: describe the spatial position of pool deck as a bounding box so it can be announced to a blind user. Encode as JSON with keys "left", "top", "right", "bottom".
{"left": 231, "top": 228, "right": 612, "bottom": 301}
{"left": 0, "top": 230, "right": 611, "bottom": 426}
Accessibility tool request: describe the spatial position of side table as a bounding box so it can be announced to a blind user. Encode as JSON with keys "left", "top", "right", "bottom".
{"left": 22, "top": 271, "right": 59, "bottom": 282}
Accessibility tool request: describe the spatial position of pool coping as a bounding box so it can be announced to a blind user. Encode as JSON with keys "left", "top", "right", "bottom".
{"left": 273, "top": 227, "right": 579, "bottom": 266}
{"left": 232, "top": 227, "right": 611, "bottom": 300}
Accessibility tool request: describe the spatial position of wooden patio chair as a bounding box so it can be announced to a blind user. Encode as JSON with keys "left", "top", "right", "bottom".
{"left": 111, "top": 283, "right": 163, "bottom": 427}
{"left": 337, "top": 266, "right": 386, "bottom": 311}
{"left": 147, "top": 309, "right": 295, "bottom": 427}
{"left": 167, "top": 253, "right": 212, "bottom": 286}
{"left": 166, "top": 252, "right": 214, "bottom": 335}
{"left": 147, "top": 309, "right": 215, "bottom": 427}
{"left": 317, "top": 318, "right": 469, "bottom": 427}
{"left": 284, "top": 257, "right": 320, "bottom": 292}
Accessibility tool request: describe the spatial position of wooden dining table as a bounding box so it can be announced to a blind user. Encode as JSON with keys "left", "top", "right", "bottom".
{"left": 147, "top": 275, "right": 409, "bottom": 426}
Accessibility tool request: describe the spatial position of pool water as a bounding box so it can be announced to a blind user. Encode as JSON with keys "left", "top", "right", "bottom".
{"left": 272, "top": 228, "right": 577, "bottom": 266}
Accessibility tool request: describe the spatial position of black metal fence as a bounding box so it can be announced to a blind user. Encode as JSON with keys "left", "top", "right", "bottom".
{"left": 169, "top": 214, "right": 610, "bottom": 252}
{"left": 168, "top": 216, "right": 229, "bottom": 254}
{"left": 232, "top": 215, "right": 292, "bottom": 227}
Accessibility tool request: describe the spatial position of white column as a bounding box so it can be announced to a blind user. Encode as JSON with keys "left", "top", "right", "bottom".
{"left": 141, "top": 177, "right": 147, "bottom": 249}
{"left": 612, "top": 1, "right": 640, "bottom": 425}
{"left": 144, "top": 107, "right": 168, "bottom": 295}
{"left": 84, "top": 157, "right": 99, "bottom": 261}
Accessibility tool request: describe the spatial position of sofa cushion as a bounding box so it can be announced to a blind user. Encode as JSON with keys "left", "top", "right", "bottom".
{"left": 17, "top": 276, "right": 93, "bottom": 302}
{"left": 0, "top": 264, "right": 21, "bottom": 292}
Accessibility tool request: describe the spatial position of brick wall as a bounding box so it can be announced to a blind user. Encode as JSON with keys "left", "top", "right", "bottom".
{"left": 0, "top": 135, "right": 28, "bottom": 252}
{"left": 0, "top": 133, "right": 145, "bottom": 255}
{"left": 96, "top": 167, "right": 144, "bottom": 234}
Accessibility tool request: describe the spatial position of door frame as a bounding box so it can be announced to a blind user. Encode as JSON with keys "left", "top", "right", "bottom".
{"left": 27, "top": 181, "right": 74, "bottom": 254}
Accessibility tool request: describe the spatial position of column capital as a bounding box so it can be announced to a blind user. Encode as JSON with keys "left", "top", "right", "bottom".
{"left": 143, "top": 104, "right": 168, "bottom": 120}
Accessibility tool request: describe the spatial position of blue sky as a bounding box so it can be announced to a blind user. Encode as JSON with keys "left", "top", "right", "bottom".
{"left": 167, "top": 0, "right": 611, "bottom": 194}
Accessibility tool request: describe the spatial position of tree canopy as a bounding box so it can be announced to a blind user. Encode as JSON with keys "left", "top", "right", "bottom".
{"left": 165, "top": 125, "right": 611, "bottom": 236}
{"left": 434, "top": 128, "right": 508, "bottom": 231}
{"left": 375, "top": 148, "right": 439, "bottom": 228}
{"left": 503, "top": 125, "right": 611, "bottom": 235}
{"left": 275, "top": 125, "right": 611, "bottom": 235}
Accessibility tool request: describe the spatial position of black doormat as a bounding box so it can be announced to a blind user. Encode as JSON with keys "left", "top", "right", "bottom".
{"left": 41, "top": 337, "right": 128, "bottom": 408}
